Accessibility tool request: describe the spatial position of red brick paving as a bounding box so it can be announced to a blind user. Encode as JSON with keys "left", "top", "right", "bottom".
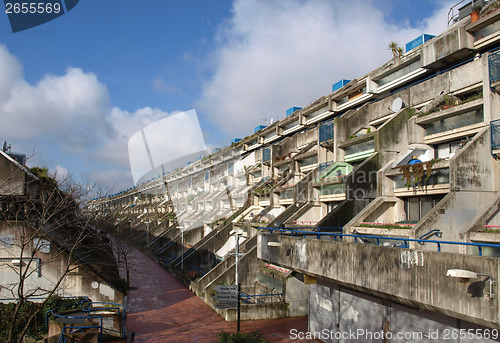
{"left": 121, "top": 244, "right": 321, "bottom": 343}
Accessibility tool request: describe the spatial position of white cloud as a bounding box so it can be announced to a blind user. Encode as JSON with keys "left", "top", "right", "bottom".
{"left": 0, "top": 48, "right": 110, "bottom": 147}
{"left": 199, "top": 0, "right": 455, "bottom": 137}
{"left": 51, "top": 164, "right": 69, "bottom": 183}
{"left": 0, "top": 44, "right": 179, "bottom": 188}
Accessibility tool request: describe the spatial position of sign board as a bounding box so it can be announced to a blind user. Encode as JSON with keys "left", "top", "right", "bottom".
{"left": 215, "top": 301, "right": 238, "bottom": 309}
{"left": 214, "top": 285, "right": 238, "bottom": 293}
{"left": 304, "top": 274, "right": 316, "bottom": 284}
{"left": 213, "top": 293, "right": 238, "bottom": 301}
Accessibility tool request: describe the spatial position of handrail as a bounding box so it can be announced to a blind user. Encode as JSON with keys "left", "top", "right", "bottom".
{"left": 491, "top": 120, "right": 500, "bottom": 153}
{"left": 260, "top": 227, "right": 500, "bottom": 256}
{"left": 239, "top": 292, "right": 284, "bottom": 304}
{"left": 285, "top": 226, "right": 343, "bottom": 232}
{"left": 46, "top": 300, "right": 126, "bottom": 343}
{"left": 418, "top": 229, "right": 443, "bottom": 244}
{"left": 448, "top": 0, "right": 465, "bottom": 27}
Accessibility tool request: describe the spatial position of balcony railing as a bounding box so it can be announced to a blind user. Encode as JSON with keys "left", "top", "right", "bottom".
{"left": 319, "top": 120, "right": 334, "bottom": 143}
{"left": 263, "top": 147, "right": 271, "bottom": 162}
{"left": 261, "top": 227, "right": 500, "bottom": 257}
{"left": 318, "top": 161, "right": 334, "bottom": 174}
{"left": 489, "top": 50, "right": 500, "bottom": 87}
{"left": 492, "top": 119, "right": 500, "bottom": 153}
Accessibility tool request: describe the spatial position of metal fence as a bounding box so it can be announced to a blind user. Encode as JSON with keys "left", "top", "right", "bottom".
{"left": 318, "top": 161, "right": 334, "bottom": 174}
{"left": 319, "top": 120, "right": 334, "bottom": 143}
{"left": 263, "top": 147, "right": 271, "bottom": 162}
{"left": 489, "top": 50, "right": 500, "bottom": 85}
{"left": 261, "top": 227, "right": 500, "bottom": 257}
{"left": 492, "top": 119, "right": 500, "bottom": 152}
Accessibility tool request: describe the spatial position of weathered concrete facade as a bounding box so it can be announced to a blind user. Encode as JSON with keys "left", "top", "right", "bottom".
{"left": 0, "top": 150, "right": 125, "bottom": 306}
{"left": 92, "top": 3, "right": 500, "bottom": 339}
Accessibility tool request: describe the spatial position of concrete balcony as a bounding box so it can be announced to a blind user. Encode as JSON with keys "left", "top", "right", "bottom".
{"left": 258, "top": 232, "right": 500, "bottom": 329}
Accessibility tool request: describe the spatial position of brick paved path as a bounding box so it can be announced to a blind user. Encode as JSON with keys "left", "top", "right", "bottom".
{"left": 121, "top": 243, "right": 320, "bottom": 343}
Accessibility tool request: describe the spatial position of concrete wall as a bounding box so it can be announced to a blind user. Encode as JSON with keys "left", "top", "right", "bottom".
{"left": 285, "top": 275, "right": 308, "bottom": 317}
{"left": 0, "top": 223, "right": 124, "bottom": 304}
{"left": 258, "top": 233, "right": 500, "bottom": 328}
{"left": 413, "top": 191, "right": 498, "bottom": 252}
{"left": 451, "top": 127, "right": 498, "bottom": 192}
{"left": 0, "top": 153, "right": 25, "bottom": 196}
{"left": 309, "top": 279, "right": 498, "bottom": 343}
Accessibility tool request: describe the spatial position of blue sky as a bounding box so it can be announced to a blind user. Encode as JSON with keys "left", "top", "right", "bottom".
{"left": 0, "top": 0, "right": 455, "bottom": 190}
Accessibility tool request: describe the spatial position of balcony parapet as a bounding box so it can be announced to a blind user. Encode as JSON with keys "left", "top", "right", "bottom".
{"left": 258, "top": 230, "right": 500, "bottom": 328}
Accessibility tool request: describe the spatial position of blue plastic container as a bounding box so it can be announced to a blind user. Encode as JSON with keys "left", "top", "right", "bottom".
{"left": 332, "top": 79, "right": 351, "bottom": 93}
{"left": 286, "top": 107, "right": 302, "bottom": 116}
{"left": 405, "top": 34, "right": 435, "bottom": 52}
{"left": 254, "top": 125, "right": 267, "bottom": 132}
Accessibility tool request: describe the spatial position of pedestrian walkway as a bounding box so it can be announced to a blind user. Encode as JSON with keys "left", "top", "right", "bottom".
{"left": 121, "top": 243, "right": 320, "bottom": 343}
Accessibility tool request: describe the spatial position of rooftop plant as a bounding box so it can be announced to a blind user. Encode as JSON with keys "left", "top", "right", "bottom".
{"left": 388, "top": 41, "right": 404, "bottom": 61}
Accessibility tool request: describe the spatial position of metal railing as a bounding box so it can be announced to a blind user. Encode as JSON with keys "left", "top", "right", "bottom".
{"left": 263, "top": 148, "right": 271, "bottom": 162}
{"left": 260, "top": 227, "right": 500, "bottom": 256}
{"left": 319, "top": 120, "right": 334, "bottom": 143}
{"left": 318, "top": 161, "right": 334, "bottom": 174}
{"left": 447, "top": 0, "right": 465, "bottom": 27}
{"left": 46, "top": 300, "right": 126, "bottom": 343}
{"left": 489, "top": 48, "right": 500, "bottom": 86}
{"left": 239, "top": 292, "right": 284, "bottom": 304}
{"left": 491, "top": 119, "right": 500, "bottom": 153}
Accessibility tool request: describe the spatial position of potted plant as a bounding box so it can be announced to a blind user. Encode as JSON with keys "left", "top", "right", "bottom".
{"left": 388, "top": 41, "right": 403, "bottom": 61}
{"left": 471, "top": 4, "right": 482, "bottom": 23}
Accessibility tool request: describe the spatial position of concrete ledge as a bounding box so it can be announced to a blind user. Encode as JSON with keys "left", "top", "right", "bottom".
{"left": 258, "top": 233, "right": 500, "bottom": 328}
{"left": 470, "top": 231, "right": 500, "bottom": 243}
{"left": 206, "top": 294, "right": 289, "bottom": 321}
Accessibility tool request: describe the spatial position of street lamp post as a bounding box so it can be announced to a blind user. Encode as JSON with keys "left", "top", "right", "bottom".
{"left": 177, "top": 225, "right": 184, "bottom": 270}
{"left": 230, "top": 228, "right": 247, "bottom": 332}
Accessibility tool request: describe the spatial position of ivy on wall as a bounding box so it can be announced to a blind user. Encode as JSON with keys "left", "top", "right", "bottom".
{"left": 398, "top": 159, "right": 440, "bottom": 189}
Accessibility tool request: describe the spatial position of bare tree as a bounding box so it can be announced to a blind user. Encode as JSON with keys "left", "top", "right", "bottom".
{"left": 0, "top": 165, "right": 119, "bottom": 343}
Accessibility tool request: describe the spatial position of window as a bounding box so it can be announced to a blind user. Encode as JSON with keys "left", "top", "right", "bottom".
{"left": 404, "top": 195, "right": 444, "bottom": 222}
{"left": 425, "top": 109, "right": 483, "bottom": 136}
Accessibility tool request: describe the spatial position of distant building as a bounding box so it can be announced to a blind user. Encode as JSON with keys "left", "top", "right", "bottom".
{"left": 0, "top": 149, "right": 125, "bottom": 305}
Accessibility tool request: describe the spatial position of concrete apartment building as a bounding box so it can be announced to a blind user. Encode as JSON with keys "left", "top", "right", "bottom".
{"left": 0, "top": 148, "right": 125, "bottom": 306}
{"left": 90, "top": 1, "right": 500, "bottom": 340}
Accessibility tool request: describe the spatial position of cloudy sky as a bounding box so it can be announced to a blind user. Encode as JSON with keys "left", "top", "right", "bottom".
{"left": 0, "top": 0, "right": 455, "bottom": 191}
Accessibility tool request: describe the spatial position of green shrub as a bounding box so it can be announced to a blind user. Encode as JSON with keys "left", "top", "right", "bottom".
{"left": 0, "top": 296, "right": 89, "bottom": 342}
{"left": 217, "top": 330, "right": 267, "bottom": 343}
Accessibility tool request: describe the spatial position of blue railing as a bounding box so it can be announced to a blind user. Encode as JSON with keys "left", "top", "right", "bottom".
{"left": 489, "top": 50, "right": 500, "bottom": 86}
{"left": 418, "top": 229, "right": 442, "bottom": 243}
{"left": 46, "top": 299, "right": 126, "bottom": 343}
{"left": 240, "top": 292, "right": 284, "bottom": 304}
{"left": 189, "top": 264, "right": 207, "bottom": 275}
{"left": 260, "top": 227, "right": 500, "bottom": 256}
{"left": 285, "top": 226, "right": 343, "bottom": 233}
{"left": 318, "top": 161, "right": 334, "bottom": 174}
{"left": 491, "top": 119, "right": 500, "bottom": 152}
{"left": 263, "top": 148, "right": 271, "bottom": 162}
{"left": 319, "top": 120, "right": 334, "bottom": 143}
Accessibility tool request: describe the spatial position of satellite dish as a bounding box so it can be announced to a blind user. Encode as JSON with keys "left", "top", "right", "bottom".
{"left": 391, "top": 98, "right": 404, "bottom": 113}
